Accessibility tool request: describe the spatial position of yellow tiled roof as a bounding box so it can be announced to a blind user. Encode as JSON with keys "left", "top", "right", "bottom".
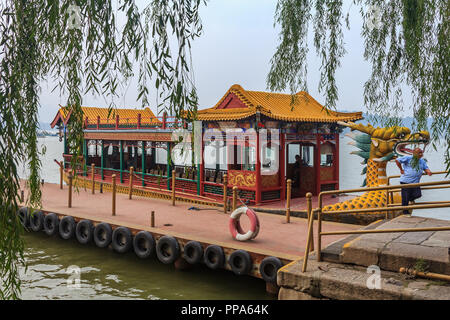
{"left": 52, "top": 106, "right": 160, "bottom": 127}
{"left": 197, "top": 84, "right": 363, "bottom": 123}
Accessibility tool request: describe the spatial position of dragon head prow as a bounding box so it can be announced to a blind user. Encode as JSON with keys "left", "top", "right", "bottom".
{"left": 338, "top": 121, "right": 430, "bottom": 161}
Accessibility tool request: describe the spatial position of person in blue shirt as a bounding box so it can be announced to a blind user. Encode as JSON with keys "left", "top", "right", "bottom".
{"left": 395, "top": 148, "right": 432, "bottom": 214}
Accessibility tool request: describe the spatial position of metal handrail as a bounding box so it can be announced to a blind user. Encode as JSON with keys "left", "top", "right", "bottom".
{"left": 301, "top": 179, "right": 450, "bottom": 273}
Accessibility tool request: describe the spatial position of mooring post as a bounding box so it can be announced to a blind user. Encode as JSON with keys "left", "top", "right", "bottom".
{"left": 306, "top": 192, "right": 314, "bottom": 252}
{"left": 223, "top": 174, "right": 228, "bottom": 214}
{"left": 68, "top": 172, "right": 73, "bottom": 208}
{"left": 151, "top": 210, "right": 155, "bottom": 227}
{"left": 172, "top": 169, "right": 176, "bottom": 206}
{"left": 59, "top": 166, "right": 63, "bottom": 189}
{"left": 91, "top": 163, "right": 95, "bottom": 194}
{"left": 286, "top": 179, "right": 292, "bottom": 223}
{"left": 232, "top": 186, "right": 237, "bottom": 212}
{"left": 112, "top": 174, "right": 116, "bottom": 216}
{"left": 129, "top": 166, "right": 134, "bottom": 200}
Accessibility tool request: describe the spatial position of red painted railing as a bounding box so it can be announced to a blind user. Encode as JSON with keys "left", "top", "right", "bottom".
{"left": 84, "top": 112, "right": 189, "bottom": 131}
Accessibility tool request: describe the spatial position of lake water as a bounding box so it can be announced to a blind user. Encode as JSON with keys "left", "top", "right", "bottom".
{"left": 15, "top": 135, "right": 449, "bottom": 299}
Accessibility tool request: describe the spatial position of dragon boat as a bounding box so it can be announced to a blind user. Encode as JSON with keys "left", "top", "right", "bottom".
{"left": 51, "top": 84, "right": 429, "bottom": 224}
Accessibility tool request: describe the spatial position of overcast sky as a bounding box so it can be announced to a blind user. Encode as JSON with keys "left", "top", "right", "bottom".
{"left": 39, "top": 0, "right": 412, "bottom": 124}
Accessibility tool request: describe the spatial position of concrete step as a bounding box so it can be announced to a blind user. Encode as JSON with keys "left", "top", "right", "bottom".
{"left": 278, "top": 258, "right": 450, "bottom": 300}
{"left": 321, "top": 219, "right": 388, "bottom": 263}
{"left": 335, "top": 215, "right": 450, "bottom": 275}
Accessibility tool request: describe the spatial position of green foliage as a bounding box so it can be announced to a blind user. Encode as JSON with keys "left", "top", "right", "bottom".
{"left": 268, "top": 0, "right": 449, "bottom": 173}
{"left": 0, "top": 0, "right": 205, "bottom": 299}
{"left": 414, "top": 258, "right": 429, "bottom": 273}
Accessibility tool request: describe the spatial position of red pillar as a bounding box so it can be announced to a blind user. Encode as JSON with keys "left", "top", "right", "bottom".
{"left": 137, "top": 113, "right": 141, "bottom": 129}
{"left": 115, "top": 115, "right": 119, "bottom": 129}
{"left": 97, "top": 116, "right": 100, "bottom": 130}
{"left": 255, "top": 131, "right": 261, "bottom": 205}
{"left": 280, "top": 132, "right": 286, "bottom": 200}
{"left": 335, "top": 133, "right": 339, "bottom": 190}
{"left": 315, "top": 133, "right": 321, "bottom": 196}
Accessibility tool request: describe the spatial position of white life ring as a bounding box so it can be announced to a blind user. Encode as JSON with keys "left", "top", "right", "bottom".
{"left": 229, "top": 206, "right": 260, "bottom": 241}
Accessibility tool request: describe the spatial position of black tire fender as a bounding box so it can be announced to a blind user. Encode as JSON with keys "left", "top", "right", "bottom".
{"left": 29, "top": 210, "right": 44, "bottom": 232}
{"left": 75, "top": 219, "right": 94, "bottom": 244}
{"left": 183, "top": 241, "right": 203, "bottom": 265}
{"left": 59, "top": 216, "right": 76, "bottom": 240}
{"left": 43, "top": 213, "right": 59, "bottom": 236}
{"left": 133, "top": 231, "right": 156, "bottom": 259}
{"left": 229, "top": 249, "right": 253, "bottom": 275}
{"left": 17, "top": 207, "right": 29, "bottom": 228}
{"left": 204, "top": 245, "right": 225, "bottom": 270}
{"left": 259, "top": 256, "right": 283, "bottom": 284}
{"left": 94, "top": 222, "right": 113, "bottom": 248}
{"left": 112, "top": 226, "right": 133, "bottom": 253}
{"left": 156, "top": 235, "right": 180, "bottom": 264}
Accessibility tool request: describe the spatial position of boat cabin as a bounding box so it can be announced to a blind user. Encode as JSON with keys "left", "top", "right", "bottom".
{"left": 51, "top": 84, "right": 363, "bottom": 205}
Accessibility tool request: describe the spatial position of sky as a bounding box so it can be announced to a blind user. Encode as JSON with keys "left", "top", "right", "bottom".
{"left": 39, "top": 0, "right": 410, "bottom": 124}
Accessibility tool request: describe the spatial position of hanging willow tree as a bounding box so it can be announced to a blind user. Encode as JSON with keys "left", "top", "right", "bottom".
{"left": 0, "top": 0, "right": 448, "bottom": 299}
{"left": 268, "top": 0, "right": 449, "bottom": 169}
{"left": 0, "top": 0, "right": 204, "bottom": 300}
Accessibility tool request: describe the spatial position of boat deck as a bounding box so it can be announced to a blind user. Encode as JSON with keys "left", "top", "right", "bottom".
{"left": 20, "top": 181, "right": 360, "bottom": 280}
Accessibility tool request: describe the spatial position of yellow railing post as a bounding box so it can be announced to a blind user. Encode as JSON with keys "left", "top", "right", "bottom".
{"left": 129, "top": 166, "right": 134, "bottom": 200}
{"left": 91, "top": 163, "right": 95, "bottom": 194}
{"left": 232, "top": 186, "right": 238, "bottom": 212}
{"left": 317, "top": 193, "right": 323, "bottom": 262}
{"left": 112, "top": 174, "right": 116, "bottom": 216}
{"left": 60, "top": 166, "right": 63, "bottom": 189}
{"left": 306, "top": 192, "right": 314, "bottom": 252}
{"left": 172, "top": 169, "right": 176, "bottom": 206}
{"left": 286, "top": 179, "right": 292, "bottom": 223}
{"left": 302, "top": 193, "right": 315, "bottom": 272}
{"left": 223, "top": 174, "right": 228, "bottom": 214}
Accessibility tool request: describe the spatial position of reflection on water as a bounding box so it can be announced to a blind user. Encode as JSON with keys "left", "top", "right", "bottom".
{"left": 20, "top": 232, "right": 272, "bottom": 300}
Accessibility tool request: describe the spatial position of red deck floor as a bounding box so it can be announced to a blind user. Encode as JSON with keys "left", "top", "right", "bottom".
{"left": 22, "top": 182, "right": 361, "bottom": 261}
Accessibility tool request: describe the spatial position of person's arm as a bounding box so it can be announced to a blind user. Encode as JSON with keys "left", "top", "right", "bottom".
{"left": 420, "top": 158, "right": 432, "bottom": 176}
{"left": 395, "top": 159, "right": 404, "bottom": 175}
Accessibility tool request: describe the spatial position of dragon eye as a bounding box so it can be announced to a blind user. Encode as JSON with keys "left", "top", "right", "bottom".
{"left": 398, "top": 133, "right": 405, "bottom": 139}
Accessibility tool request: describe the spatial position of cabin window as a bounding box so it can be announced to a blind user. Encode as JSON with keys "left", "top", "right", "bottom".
{"left": 261, "top": 143, "right": 278, "bottom": 170}
{"left": 172, "top": 143, "right": 193, "bottom": 166}
{"left": 155, "top": 144, "right": 168, "bottom": 164}
{"left": 301, "top": 145, "right": 314, "bottom": 167}
{"left": 320, "top": 142, "right": 334, "bottom": 167}
{"left": 288, "top": 144, "right": 300, "bottom": 164}
{"left": 228, "top": 144, "right": 255, "bottom": 171}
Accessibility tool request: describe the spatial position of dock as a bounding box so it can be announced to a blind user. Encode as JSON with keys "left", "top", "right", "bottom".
{"left": 19, "top": 181, "right": 360, "bottom": 294}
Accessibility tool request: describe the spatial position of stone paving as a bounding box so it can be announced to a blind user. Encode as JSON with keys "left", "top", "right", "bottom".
{"left": 278, "top": 215, "right": 450, "bottom": 300}
{"left": 340, "top": 215, "right": 450, "bottom": 275}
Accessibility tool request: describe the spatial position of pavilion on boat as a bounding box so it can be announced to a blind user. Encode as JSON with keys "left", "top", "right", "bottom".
{"left": 51, "top": 84, "right": 363, "bottom": 205}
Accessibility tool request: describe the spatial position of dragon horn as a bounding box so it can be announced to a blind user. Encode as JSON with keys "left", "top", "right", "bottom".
{"left": 350, "top": 150, "right": 370, "bottom": 159}
{"left": 337, "top": 121, "right": 356, "bottom": 128}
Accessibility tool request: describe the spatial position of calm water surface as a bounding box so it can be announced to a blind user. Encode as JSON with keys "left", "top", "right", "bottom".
{"left": 16, "top": 136, "right": 448, "bottom": 299}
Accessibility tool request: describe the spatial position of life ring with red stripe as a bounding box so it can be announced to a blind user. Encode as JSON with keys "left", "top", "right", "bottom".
{"left": 229, "top": 207, "right": 260, "bottom": 241}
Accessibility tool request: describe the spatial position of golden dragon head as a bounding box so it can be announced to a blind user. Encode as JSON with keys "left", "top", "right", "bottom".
{"left": 338, "top": 121, "right": 430, "bottom": 162}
